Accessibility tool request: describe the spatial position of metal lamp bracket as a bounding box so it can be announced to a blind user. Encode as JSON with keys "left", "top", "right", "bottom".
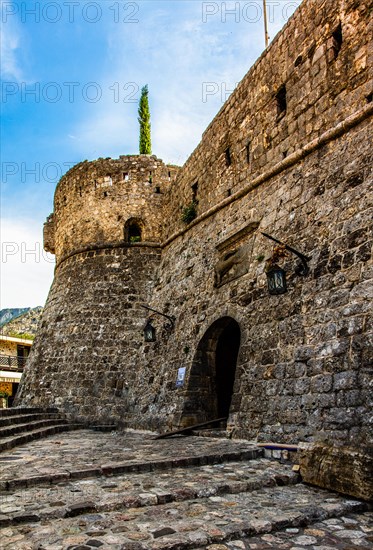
{"left": 140, "top": 305, "right": 175, "bottom": 331}
{"left": 261, "top": 232, "right": 311, "bottom": 275}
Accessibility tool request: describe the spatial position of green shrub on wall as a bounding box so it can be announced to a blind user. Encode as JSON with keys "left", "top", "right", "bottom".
{"left": 181, "top": 201, "right": 198, "bottom": 224}
{"left": 8, "top": 332, "right": 35, "bottom": 340}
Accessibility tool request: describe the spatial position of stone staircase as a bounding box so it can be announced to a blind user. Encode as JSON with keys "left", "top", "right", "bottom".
{"left": 0, "top": 429, "right": 371, "bottom": 549}
{"left": 0, "top": 407, "right": 82, "bottom": 452}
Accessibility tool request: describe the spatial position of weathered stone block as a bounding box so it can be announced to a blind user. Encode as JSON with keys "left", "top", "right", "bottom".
{"left": 298, "top": 442, "right": 373, "bottom": 501}
{"left": 333, "top": 371, "right": 357, "bottom": 391}
{"left": 310, "top": 374, "right": 333, "bottom": 393}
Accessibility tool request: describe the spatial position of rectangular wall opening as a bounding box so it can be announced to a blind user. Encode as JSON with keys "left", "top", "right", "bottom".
{"left": 225, "top": 147, "right": 232, "bottom": 167}
{"left": 191, "top": 182, "right": 198, "bottom": 203}
{"left": 276, "top": 85, "right": 287, "bottom": 117}
{"left": 332, "top": 23, "right": 343, "bottom": 59}
{"left": 246, "top": 142, "right": 250, "bottom": 164}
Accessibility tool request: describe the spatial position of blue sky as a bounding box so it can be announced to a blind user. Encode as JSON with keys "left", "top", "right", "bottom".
{"left": 0, "top": 0, "right": 300, "bottom": 309}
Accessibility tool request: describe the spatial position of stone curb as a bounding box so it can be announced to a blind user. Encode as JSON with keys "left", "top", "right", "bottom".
{"left": 0, "top": 448, "right": 263, "bottom": 492}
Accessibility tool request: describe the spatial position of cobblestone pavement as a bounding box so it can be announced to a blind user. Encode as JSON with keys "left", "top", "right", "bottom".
{"left": 0, "top": 430, "right": 371, "bottom": 549}
{"left": 203, "top": 513, "right": 373, "bottom": 549}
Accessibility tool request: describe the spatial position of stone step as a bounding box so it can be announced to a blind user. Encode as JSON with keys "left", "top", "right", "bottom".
{"left": 0, "top": 447, "right": 263, "bottom": 491}
{"left": 0, "top": 407, "right": 59, "bottom": 417}
{"left": 192, "top": 428, "right": 230, "bottom": 438}
{"left": 0, "top": 431, "right": 263, "bottom": 490}
{"left": 0, "top": 479, "right": 369, "bottom": 549}
{"left": 0, "top": 418, "right": 69, "bottom": 438}
{"left": 0, "top": 424, "right": 83, "bottom": 453}
{"left": 0, "top": 412, "right": 65, "bottom": 428}
{"left": 90, "top": 424, "right": 118, "bottom": 432}
{"left": 0, "top": 458, "right": 300, "bottom": 526}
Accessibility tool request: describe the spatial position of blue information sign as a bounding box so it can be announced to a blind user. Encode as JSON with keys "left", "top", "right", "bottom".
{"left": 176, "top": 367, "right": 186, "bottom": 387}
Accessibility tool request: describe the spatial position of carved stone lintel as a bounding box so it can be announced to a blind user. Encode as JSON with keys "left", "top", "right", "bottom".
{"left": 214, "top": 222, "right": 259, "bottom": 288}
{"left": 216, "top": 221, "right": 260, "bottom": 252}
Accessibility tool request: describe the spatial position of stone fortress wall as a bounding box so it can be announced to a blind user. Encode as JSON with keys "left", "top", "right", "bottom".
{"left": 164, "top": 0, "right": 371, "bottom": 236}
{"left": 18, "top": 0, "right": 372, "bottom": 445}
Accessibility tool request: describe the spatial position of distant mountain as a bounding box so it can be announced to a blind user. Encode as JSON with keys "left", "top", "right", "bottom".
{"left": 0, "top": 308, "right": 30, "bottom": 327}
{"left": 1, "top": 307, "right": 43, "bottom": 339}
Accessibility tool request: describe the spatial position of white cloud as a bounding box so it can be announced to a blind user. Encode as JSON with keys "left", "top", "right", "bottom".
{"left": 0, "top": 218, "right": 55, "bottom": 309}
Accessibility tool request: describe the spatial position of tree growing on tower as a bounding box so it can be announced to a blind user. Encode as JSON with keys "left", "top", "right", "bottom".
{"left": 138, "top": 85, "right": 151, "bottom": 154}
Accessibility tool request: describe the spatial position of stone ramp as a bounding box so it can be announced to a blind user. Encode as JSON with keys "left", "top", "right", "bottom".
{"left": 0, "top": 408, "right": 83, "bottom": 452}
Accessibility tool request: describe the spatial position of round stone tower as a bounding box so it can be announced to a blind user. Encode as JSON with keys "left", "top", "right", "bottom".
{"left": 17, "top": 155, "right": 179, "bottom": 425}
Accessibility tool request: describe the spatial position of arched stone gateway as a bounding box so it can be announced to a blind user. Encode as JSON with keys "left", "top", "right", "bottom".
{"left": 181, "top": 317, "right": 241, "bottom": 427}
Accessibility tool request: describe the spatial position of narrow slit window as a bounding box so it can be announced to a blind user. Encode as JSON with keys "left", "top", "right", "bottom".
{"left": 225, "top": 147, "right": 232, "bottom": 167}
{"left": 276, "top": 85, "right": 287, "bottom": 116}
{"left": 155, "top": 186, "right": 161, "bottom": 194}
{"left": 149, "top": 171, "right": 152, "bottom": 183}
{"left": 123, "top": 172, "right": 129, "bottom": 181}
{"left": 332, "top": 23, "right": 342, "bottom": 59}
{"left": 246, "top": 142, "right": 250, "bottom": 164}
{"left": 191, "top": 182, "right": 198, "bottom": 203}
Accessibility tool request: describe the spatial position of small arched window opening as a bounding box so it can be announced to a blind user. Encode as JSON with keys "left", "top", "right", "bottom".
{"left": 124, "top": 218, "right": 144, "bottom": 243}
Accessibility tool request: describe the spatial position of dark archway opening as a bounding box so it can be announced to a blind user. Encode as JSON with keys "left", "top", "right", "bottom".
{"left": 128, "top": 223, "right": 142, "bottom": 243}
{"left": 181, "top": 317, "right": 241, "bottom": 427}
{"left": 215, "top": 321, "right": 241, "bottom": 417}
{"left": 124, "top": 218, "right": 144, "bottom": 243}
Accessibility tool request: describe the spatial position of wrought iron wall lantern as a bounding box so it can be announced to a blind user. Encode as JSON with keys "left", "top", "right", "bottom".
{"left": 143, "top": 319, "right": 156, "bottom": 342}
{"left": 141, "top": 305, "right": 175, "bottom": 342}
{"left": 261, "top": 232, "right": 311, "bottom": 295}
{"left": 266, "top": 264, "right": 287, "bottom": 295}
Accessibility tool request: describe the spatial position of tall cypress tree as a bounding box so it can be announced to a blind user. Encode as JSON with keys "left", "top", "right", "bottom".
{"left": 138, "top": 85, "right": 151, "bottom": 154}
